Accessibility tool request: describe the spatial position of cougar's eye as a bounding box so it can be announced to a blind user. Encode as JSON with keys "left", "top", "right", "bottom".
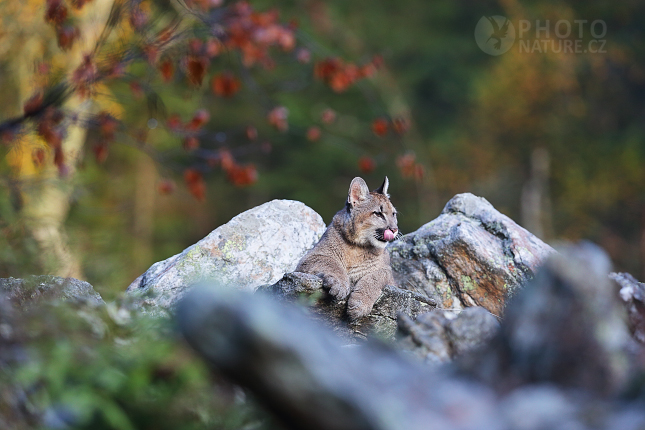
{"left": 373, "top": 211, "right": 385, "bottom": 219}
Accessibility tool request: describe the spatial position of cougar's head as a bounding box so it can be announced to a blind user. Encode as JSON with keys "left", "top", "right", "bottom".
{"left": 345, "top": 176, "right": 399, "bottom": 249}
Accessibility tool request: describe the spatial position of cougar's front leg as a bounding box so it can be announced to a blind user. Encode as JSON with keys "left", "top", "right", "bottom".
{"left": 298, "top": 255, "right": 351, "bottom": 300}
{"left": 347, "top": 268, "right": 392, "bottom": 321}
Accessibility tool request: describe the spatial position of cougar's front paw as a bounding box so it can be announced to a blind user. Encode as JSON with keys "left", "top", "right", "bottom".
{"left": 346, "top": 296, "right": 373, "bottom": 321}
{"left": 321, "top": 275, "right": 350, "bottom": 300}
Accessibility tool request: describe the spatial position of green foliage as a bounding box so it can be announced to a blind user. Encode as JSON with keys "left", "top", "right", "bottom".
{"left": 1, "top": 299, "right": 277, "bottom": 430}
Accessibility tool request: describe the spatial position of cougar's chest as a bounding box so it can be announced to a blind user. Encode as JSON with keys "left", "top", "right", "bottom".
{"left": 346, "top": 251, "right": 381, "bottom": 284}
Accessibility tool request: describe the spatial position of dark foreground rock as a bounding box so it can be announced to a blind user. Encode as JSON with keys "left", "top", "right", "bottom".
{"left": 261, "top": 272, "right": 436, "bottom": 341}
{"left": 388, "top": 193, "right": 554, "bottom": 315}
{"left": 177, "top": 243, "right": 645, "bottom": 430}
{"left": 397, "top": 306, "right": 500, "bottom": 363}
{"left": 460, "top": 242, "right": 631, "bottom": 394}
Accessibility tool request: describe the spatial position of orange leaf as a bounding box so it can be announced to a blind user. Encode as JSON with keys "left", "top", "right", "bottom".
{"left": 158, "top": 179, "right": 176, "bottom": 195}
{"left": 183, "top": 136, "right": 199, "bottom": 151}
{"left": 246, "top": 126, "right": 258, "bottom": 140}
{"left": 186, "top": 109, "right": 210, "bottom": 131}
{"left": 392, "top": 117, "right": 410, "bottom": 135}
{"left": 23, "top": 92, "right": 44, "bottom": 116}
{"left": 296, "top": 48, "right": 311, "bottom": 64}
{"left": 32, "top": 148, "right": 46, "bottom": 168}
{"left": 186, "top": 56, "right": 208, "bottom": 86}
{"left": 211, "top": 73, "right": 241, "bottom": 97}
{"left": 45, "top": 0, "right": 68, "bottom": 25}
{"left": 358, "top": 156, "right": 376, "bottom": 174}
{"left": 396, "top": 153, "right": 417, "bottom": 178}
{"left": 267, "top": 106, "right": 288, "bottom": 132}
{"left": 93, "top": 143, "right": 109, "bottom": 163}
{"left": 227, "top": 163, "right": 258, "bottom": 187}
{"left": 166, "top": 114, "right": 183, "bottom": 131}
{"left": 56, "top": 26, "right": 80, "bottom": 51}
{"left": 306, "top": 126, "right": 321, "bottom": 142}
{"left": 321, "top": 108, "right": 336, "bottom": 124}
{"left": 371, "top": 118, "right": 389, "bottom": 137}
{"left": 219, "top": 149, "right": 235, "bottom": 171}
{"left": 184, "top": 169, "right": 206, "bottom": 201}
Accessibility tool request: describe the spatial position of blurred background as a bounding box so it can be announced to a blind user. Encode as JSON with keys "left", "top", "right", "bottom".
{"left": 1, "top": 0, "right": 644, "bottom": 300}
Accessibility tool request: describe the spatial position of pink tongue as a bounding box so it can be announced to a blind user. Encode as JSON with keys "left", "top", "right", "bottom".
{"left": 384, "top": 229, "right": 395, "bottom": 241}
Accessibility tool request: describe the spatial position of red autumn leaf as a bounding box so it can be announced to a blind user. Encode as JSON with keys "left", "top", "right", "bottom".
{"left": 23, "top": 92, "right": 44, "bottom": 116}
{"left": 212, "top": 73, "right": 241, "bottom": 97}
{"left": 359, "top": 63, "right": 377, "bottom": 79}
{"left": 36, "top": 108, "right": 64, "bottom": 147}
{"left": 371, "top": 118, "right": 389, "bottom": 137}
{"left": 329, "top": 72, "right": 352, "bottom": 93}
{"left": 53, "top": 145, "right": 65, "bottom": 167}
{"left": 184, "top": 169, "right": 206, "bottom": 201}
{"left": 45, "top": 0, "right": 68, "bottom": 25}
{"left": 314, "top": 58, "right": 342, "bottom": 81}
{"left": 392, "top": 117, "right": 410, "bottom": 135}
{"left": 278, "top": 29, "right": 295, "bottom": 51}
{"left": 72, "top": 55, "right": 98, "bottom": 98}
{"left": 188, "top": 39, "right": 203, "bottom": 55}
{"left": 37, "top": 122, "right": 62, "bottom": 148}
{"left": 314, "top": 57, "right": 365, "bottom": 92}
{"left": 372, "top": 54, "right": 385, "bottom": 69}
{"left": 96, "top": 112, "right": 118, "bottom": 141}
{"left": 183, "top": 136, "right": 199, "bottom": 151}
{"left": 246, "top": 126, "right": 258, "bottom": 140}
{"left": 414, "top": 164, "right": 425, "bottom": 181}
{"left": 205, "top": 39, "right": 222, "bottom": 58}
{"left": 321, "top": 108, "right": 336, "bottom": 124}
{"left": 296, "top": 48, "right": 311, "bottom": 64}
{"left": 267, "top": 106, "right": 289, "bottom": 132}
{"left": 32, "top": 148, "right": 46, "bottom": 168}
{"left": 158, "top": 179, "right": 176, "bottom": 195}
{"left": 70, "top": 0, "right": 92, "bottom": 10}
{"left": 186, "top": 109, "right": 210, "bottom": 131}
{"left": 166, "top": 114, "right": 183, "bottom": 131}
{"left": 106, "top": 60, "right": 125, "bottom": 78}
{"left": 56, "top": 26, "right": 79, "bottom": 51}
{"left": 143, "top": 44, "right": 160, "bottom": 64}
{"left": 219, "top": 149, "right": 235, "bottom": 172}
{"left": 186, "top": 56, "right": 208, "bottom": 86}
{"left": 396, "top": 153, "right": 417, "bottom": 178}
{"left": 129, "top": 7, "right": 148, "bottom": 31}
{"left": 227, "top": 163, "right": 258, "bottom": 187}
{"left": 130, "top": 81, "right": 144, "bottom": 99}
{"left": 358, "top": 156, "right": 376, "bottom": 174}
{"left": 306, "top": 126, "right": 321, "bottom": 142}
{"left": 93, "top": 142, "right": 109, "bottom": 163}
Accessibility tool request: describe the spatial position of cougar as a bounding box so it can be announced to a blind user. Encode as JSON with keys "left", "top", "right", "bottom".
{"left": 296, "top": 176, "right": 399, "bottom": 320}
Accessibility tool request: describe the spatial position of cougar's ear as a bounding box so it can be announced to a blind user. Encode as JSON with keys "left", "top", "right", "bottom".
{"left": 375, "top": 176, "right": 390, "bottom": 197}
{"left": 347, "top": 177, "right": 370, "bottom": 207}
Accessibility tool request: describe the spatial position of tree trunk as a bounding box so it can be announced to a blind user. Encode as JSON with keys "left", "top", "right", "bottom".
{"left": 9, "top": 0, "right": 115, "bottom": 278}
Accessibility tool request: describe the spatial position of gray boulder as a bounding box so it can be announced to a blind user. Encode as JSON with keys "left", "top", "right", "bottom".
{"left": 610, "top": 272, "right": 645, "bottom": 344}
{"left": 127, "top": 200, "right": 326, "bottom": 312}
{"left": 0, "top": 276, "right": 104, "bottom": 307}
{"left": 388, "top": 193, "right": 554, "bottom": 315}
{"left": 261, "top": 272, "right": 436, "bottom": 341}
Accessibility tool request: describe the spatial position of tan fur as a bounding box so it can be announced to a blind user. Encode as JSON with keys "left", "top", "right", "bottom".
{"left": 296, "top": 177, "right": 398, "bottom": 320}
